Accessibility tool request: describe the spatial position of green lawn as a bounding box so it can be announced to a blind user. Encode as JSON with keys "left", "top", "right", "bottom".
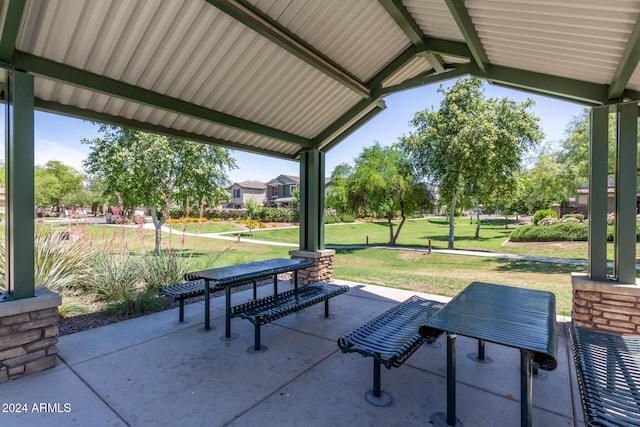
{"left": 240, "top": 218, "right": 592, "bottom": 258}
{"left": 46, "top": 218, "right": 629, "bottom": 317}
{"left": 168, "top": 222, "right": 244, "bottom": 234}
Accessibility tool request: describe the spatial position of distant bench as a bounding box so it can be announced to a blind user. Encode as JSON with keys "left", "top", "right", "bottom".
{"left": 569, "top": 326, "right": 640, "bottom": 427}
{"left": 232, "top": 281, "right": 349, "bottom": 352}
{"left": 337, "top": 295, "right": 445, "bottom": 406}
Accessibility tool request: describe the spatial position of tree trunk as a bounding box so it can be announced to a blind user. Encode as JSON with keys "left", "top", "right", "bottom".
{"left": 504, "top": 213, "right": 509, "bottom": 229}
{"left": 448, "top": 192, "right": 457, "bottom": 249}
{"left": 387, "top": 217, "right": 395, "bottom": 246}
{"left": 249, "top": 215, "right": 253, "bottom": 236}
{"left": 475, "top": 202, "right": 481, "bottom": 238}
{"left": 389, "top": 212, "right": 406, "bottom": 246}
{"left": 150, "top": 207, "right": 165, "bottom": 253}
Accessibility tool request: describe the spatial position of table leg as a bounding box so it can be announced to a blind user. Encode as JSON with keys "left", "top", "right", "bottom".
{"left": 477, "top": 340, "right": 485, "bottom": 360}
{"left": 225, "top": 287, "right": 231, "bottom": 338}
{"left": 447, "top": 333, "right": 457, "bottom": 426}
{"left": 521, "top": 349, "right": 533, "bottom": 427}
{"left": 273, "top": 274, "right": 278, "bottom": 296}
{"left": 204, "top": 280, "right": 210, "bottom": 330}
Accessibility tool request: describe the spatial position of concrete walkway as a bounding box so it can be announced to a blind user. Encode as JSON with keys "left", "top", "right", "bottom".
{"left": 0, "top": 280, "right": 583, "bottom": 427}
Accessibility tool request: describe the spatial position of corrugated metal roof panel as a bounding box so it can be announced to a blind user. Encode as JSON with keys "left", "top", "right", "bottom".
{"left": 19, "top": 0, "right": 364, "bottom": 144}
{"left": 383, "top": 56, "right": 433, "bottom": 88}
{"left": 32, "top": 77, "right": 303, "bottom": 157}
{"left": 466, "top": 0, "right": 639, "bottom": 85}
{"left": 247, "top": 0, "right": 411, "bottom": 82}
{"left": 404, "top": 0, "right": 465, "bottom": 42}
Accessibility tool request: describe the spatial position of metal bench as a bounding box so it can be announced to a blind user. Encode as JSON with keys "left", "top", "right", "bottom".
{"left": 231, "top": 281, "right": 349, "bottom": 352}
{"left": 337, "top": 295, "right": 445, "bottom": 406}
{"left": 569, "top": 326, "right": 640, "bottom": 427}
{"left": 159, "top": 279, "right": 226, "bottom": 322}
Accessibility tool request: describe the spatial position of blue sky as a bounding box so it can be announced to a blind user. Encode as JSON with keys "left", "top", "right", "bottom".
{"left": 2, "top": 78, "right": 586, "bottom": 183}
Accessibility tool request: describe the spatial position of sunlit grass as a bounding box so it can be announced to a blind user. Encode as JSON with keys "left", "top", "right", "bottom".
{"left": 26, "top": 218, "right": 638, "bottom": 317}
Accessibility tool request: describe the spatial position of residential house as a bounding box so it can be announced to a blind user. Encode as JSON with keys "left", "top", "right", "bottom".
{"left": 265, "top": 175, "right": 332, "bottom": 208}
{"left": 575, "top": 177, "right": 640, "bottom": 216}
{"left": 224, "top": 181, "right": 266, "bottom": 209}
{"left": 265, "top": 175, "right": 299, "bottom": 207}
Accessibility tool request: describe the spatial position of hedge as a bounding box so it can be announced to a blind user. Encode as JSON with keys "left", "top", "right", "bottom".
{"left": 510, "top": 222, "right": 640, "bottom": 242}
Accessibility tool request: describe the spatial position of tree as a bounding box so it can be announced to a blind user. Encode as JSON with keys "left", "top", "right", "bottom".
{"left": 401, "top": 78, "right": 542, "bottom": 248}
{"left": 331, "top": 143, "right": 433, "bottom": 246}
{"left": 245, "top": 199, "right": 261, "bottom": 236}
{"left": 83, "top": 125, "right": 236, "bottom": 252}
{"left": 34, "top": 160, "right": 86, "bottom": 212}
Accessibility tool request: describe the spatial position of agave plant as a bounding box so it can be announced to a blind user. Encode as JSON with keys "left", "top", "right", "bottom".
{"left": 90, "top": 251, "right": 143, "bottom": 302}
{"left": 143, "top": 249, "right": 196, "bottom": 291}
{"left": 0, "top": 229, "right": 93, "bottom": 293}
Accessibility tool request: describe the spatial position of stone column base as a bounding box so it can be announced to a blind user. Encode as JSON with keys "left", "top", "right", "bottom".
{"left": 0, "top": 287, "right": 61, "bottom": 383}
{"left": 289, "top": 249, "right": 335, "bottom": 285}
{"left": 572, "top": 272, "right": 640, "bottom": 334}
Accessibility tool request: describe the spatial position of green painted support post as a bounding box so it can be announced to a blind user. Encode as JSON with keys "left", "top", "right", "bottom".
{"left": 299, "top": 149, "right": 325, "bottom": 251}
{"left": 588, "top": 106, "right": 609, "bottom": 281}
{"left": 5, "top": 70, "right": 35, "bottom": 299}
{"left": 614, "top": 102, "right": 638, "bottom": 284}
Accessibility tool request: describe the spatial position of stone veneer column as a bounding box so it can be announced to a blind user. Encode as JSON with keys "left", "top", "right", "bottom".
{"left": 0, "top": 287, "right": 61, "bottom": 382}
{"left": 572, "top": 273, "right": 640, "bottom": 334}
{"left": 289, "top": 249, "right": 335, "bottom": 285}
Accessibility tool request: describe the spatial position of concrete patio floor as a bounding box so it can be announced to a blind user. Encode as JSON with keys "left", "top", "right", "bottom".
{"left": 0, "top": 280, "right": 583, "bottom": 427}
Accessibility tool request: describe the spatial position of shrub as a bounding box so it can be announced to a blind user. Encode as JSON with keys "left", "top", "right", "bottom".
{"left": 139, "top": 249, "right": 194, "bottom": 292}
{"left": 510, "top": 222, "right": 588, "bottom": 242}
{"left": 90, "top": 252, "right": 142, "bottom": 302}
{"left": 340, "top": 214, "right": 355, "bottom": 222}
{"left": 106, "top": 288, "right": 171, "bottom": 316}
{"left": 0, "top": 229, "right": 95, "bottom": 293}
{"left": 533, "top": 209, "right": 557, "bottom": 225}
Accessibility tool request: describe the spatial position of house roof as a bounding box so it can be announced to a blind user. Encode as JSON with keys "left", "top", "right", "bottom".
{"left": 266, "top": 175, "right": 299, "bottom": 186}
{"left": 235, "top": 181, "right": 266, "bottom": 190}
{"left": 3, "top": 1, "right": 640, "bottom": 162}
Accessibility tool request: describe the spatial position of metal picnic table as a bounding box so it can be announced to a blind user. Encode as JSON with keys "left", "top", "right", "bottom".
{"left": 185, "top": 258, "right": 312, "bottom": 337}
{"left": 424, "top": 281, "right": 558, "bottom": 427}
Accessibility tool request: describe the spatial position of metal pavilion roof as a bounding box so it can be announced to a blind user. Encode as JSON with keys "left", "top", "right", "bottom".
{"left": 1, "top": 0, "right": 640, "bottom": 161}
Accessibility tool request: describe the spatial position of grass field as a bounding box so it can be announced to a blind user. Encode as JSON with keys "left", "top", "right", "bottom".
{"left": 43, "top": 217, "right": 601, "bottom": 316}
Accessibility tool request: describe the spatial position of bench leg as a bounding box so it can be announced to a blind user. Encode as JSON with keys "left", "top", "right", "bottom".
{"left": 324, "top": 299, "right": 329, "bottom": 318}
{"left": 253, "top": 281, "right": 257, "bottom": 300}
{"left": 247, "top": 323, "right": 267, "bottom": 354}
{"left": 179, "top": 299, "right": 184, "bottom": 323}
{"left": 365, "top": 358, "right": 392, "bottom": 406}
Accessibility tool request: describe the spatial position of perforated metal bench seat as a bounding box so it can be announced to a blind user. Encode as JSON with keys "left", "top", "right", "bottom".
{"left": 337, "top": 295, "right": 446, "bottom": 406}
{"left": 569, "top": 326, "right": 640, "bottom": 427}
{"left": 231, "top": 281, "right": 349, "bottom": 352}
{"left": 159, "top": 280, "right": 224, "bottom": 322}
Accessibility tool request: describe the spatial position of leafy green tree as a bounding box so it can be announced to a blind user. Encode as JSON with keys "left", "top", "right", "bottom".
{"left": 331, "top": 142, "right": 433, "bottom": 246}
{"left": 34, "top": 160, "right": 86, "bottom": 212}
{"left": 325, "top": 163, "right": 353, "bottom": 215}
{"left": 555, "top": 109, "right": 616, "bottom": 186}
{"left": 83, "top": 125, "right": 236, "bottom": 251}
{"left": 245, "top": 199, "right": 261, "bottom": 236}
{"left": 401, "top": 78, "right": 542, "bottom": 248}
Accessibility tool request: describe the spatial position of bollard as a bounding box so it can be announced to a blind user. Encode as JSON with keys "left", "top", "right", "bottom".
{"left": 366, "top": 235, "right": 369, "bottom": 245}
{"left": 428, "top": 239, "right": 432, "bottom": 254}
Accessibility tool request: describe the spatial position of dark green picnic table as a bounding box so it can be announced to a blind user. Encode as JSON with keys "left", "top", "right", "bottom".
{"left": 185, "top": 258, "right": 312, "bottom": 336}
{"left": 425, "top": 281, "right": 557, "bottom": 427}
